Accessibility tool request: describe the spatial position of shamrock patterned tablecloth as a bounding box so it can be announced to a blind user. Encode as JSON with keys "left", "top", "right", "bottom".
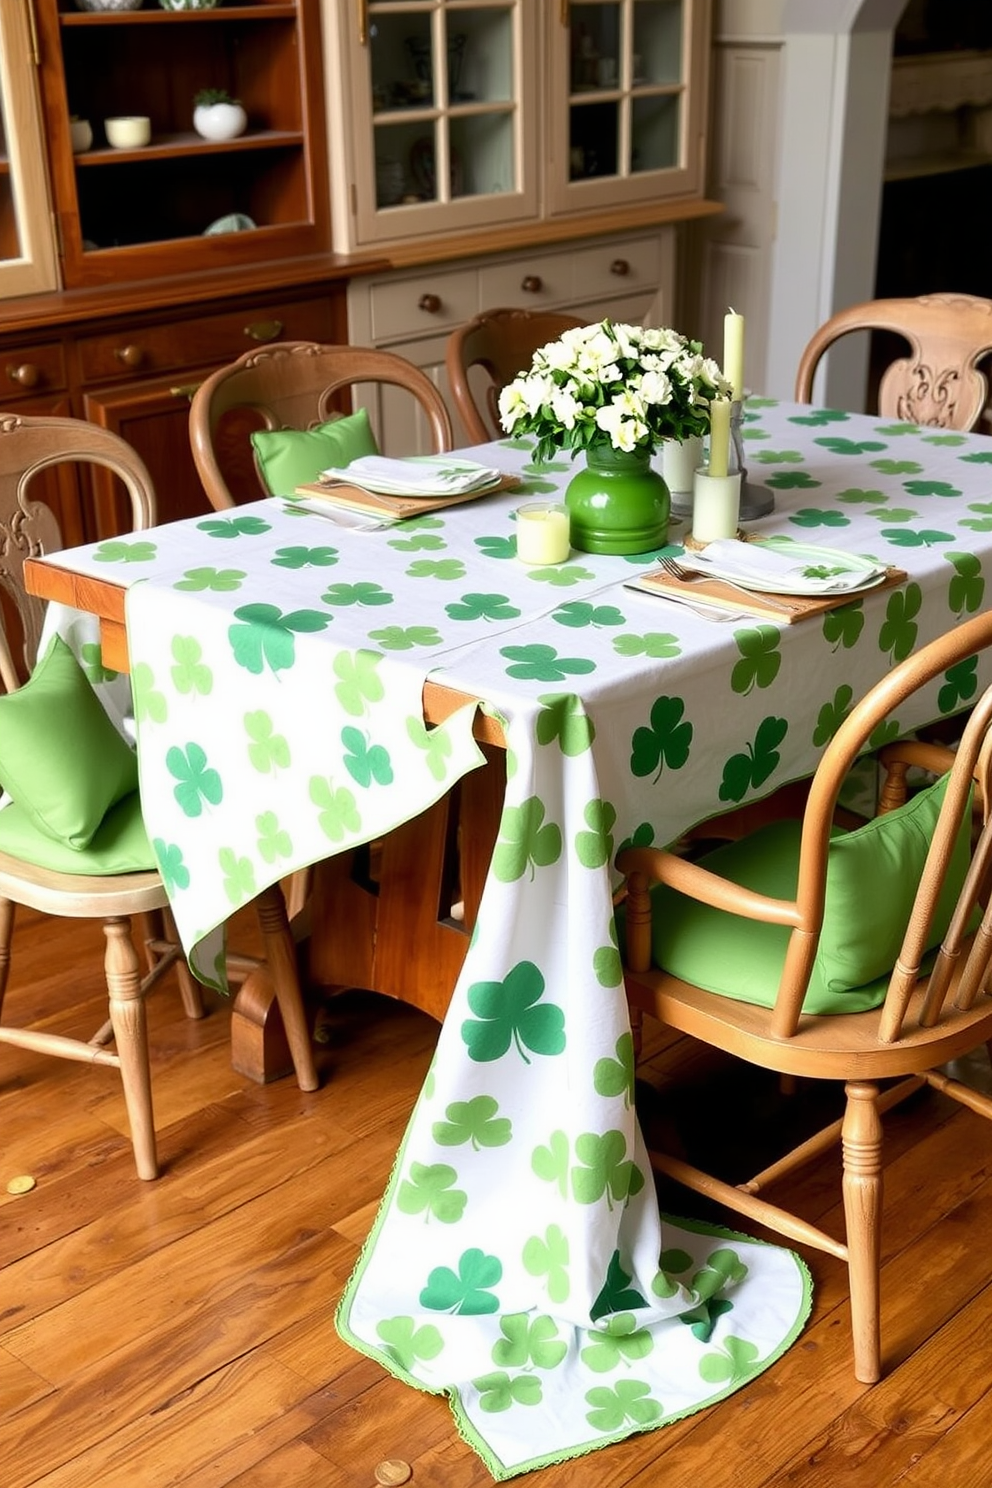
{"left": 39, "top": 400, "right": 992, "bottom": 1478}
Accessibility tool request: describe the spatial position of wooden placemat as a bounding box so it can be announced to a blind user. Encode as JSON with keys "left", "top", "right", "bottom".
{"left": 625, "top": 565, "right": 908, "bottom": 623}
{"left": 295, "top": 471, "right": 521, "bottom": 520}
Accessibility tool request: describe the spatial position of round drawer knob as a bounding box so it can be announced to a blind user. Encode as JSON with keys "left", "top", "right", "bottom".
{"left": 7, "top": 363, "right": 41, "bottom": 389}
{"left": 610, "top": 258, "right": 631, "bottom": 277}
{"left": 418, "top": 293, "right": 442, "bottom": 314}
{"left": 114, "top": 344, "right": 145, "bottom": 369}
{"left": 521, "top": 275, "right": 543, "bottom": 294}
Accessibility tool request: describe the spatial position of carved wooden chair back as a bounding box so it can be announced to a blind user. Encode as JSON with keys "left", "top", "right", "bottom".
{"left": 189, "top": 340, "right": 454, "bottom": 510}
{"left": 445, "top": 308, "right": 587, "bottom": 444}
{"left": 618, "top": 607, "right": 992, "bottom": 1383}
{"left": 794, "top": 292, "right": 992, "bottom": 430}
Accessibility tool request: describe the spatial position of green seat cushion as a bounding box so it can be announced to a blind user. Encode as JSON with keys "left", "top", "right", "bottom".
{"left": 0, "top": 636, "right": 138, "bottom": 850}
{"left": 0, "top": 790, "right": 157, "bottom": 875}
{"left": 650, "top": 773, "right": 972, "bottom": 1015}
{"left": 250, "top": 408, "right": 379, "bottom": 495}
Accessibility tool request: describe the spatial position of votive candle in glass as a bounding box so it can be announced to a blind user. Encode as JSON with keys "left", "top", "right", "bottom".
{"left": 662, "top": 435, "right": 703, "bottom": 497}
{"left": 691, "top": 468, "right": 742, "bottom": 544}
{"left": 516, "top": 501, "right": 571, "bottom": 564}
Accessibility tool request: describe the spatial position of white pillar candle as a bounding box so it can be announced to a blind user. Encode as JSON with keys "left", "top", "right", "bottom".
{"left": 723, "top": 309, "right": 745, "bottom": 401}
{"left": 692, "top": 469, "right": 742, "bottom": 544}
{"left": 662, "top": 435, "right": 703, "bottom": 495}
{"left": 708, "top": 398, "right": 732, "bottom": 478}
{"left": 516, "top": 501, "right": 571, "bottom": 564}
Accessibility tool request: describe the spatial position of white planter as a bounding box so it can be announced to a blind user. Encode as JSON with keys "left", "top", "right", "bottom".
{"left": 193, "top": 102, "right": 247, "bottom": 143}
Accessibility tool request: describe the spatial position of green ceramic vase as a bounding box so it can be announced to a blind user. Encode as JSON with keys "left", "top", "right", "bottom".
{"left": 564, "top": 443, "right": 670, "bottom": 555}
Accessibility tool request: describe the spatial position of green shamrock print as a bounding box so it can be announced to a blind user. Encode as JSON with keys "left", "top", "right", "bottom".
{"left": 788, "top": 507, "right": 849, "bottom": 527}
{"left": 961, "top": 501, "right": 992, "bottom": 533}
{"left": 432, "top": 1095, "right": 512, "bottom": 1149}
{"left": 939, "top": 655, "right": 979, "bottom": 714}
{"left": 718, "top": 715, "right": 788, "bottom": 803}
{"left": 271, "top": 545, "right": 339, "bottom": 569}
{"left": 524, "top": 564, "right": 597, "bottom": 587}
{"left": 472, "top": 1372, "right": 543, "bottom": 1413}
{"left": 522, "top": 1224, "right": 570, "bottom": 1304}
{"left": 396, "top": 1161, "right": 467, "bottom": 1224}
{"left": 406, "top": 717, "right": 454, "bottom": 782}
{"left": 552, "top": 601, "right": 626, "bottom": 629}
{"left": 492, "top": 1313, "right": 568, "bottom": 1371}
{"left": 630, "top": 695, "right": 693, "bottom": 781}
{"left": 822, "top": 601, "right": 865, "bottom": 650}
{"left": 581, "top": 1313, "right": 653, "bottom": 1372}
{"left": 788, "top": 408, "right": 849, "bottom": 426}
{"left": 77, "top": 641, "right": 117, "bottom": 685}
{"left": 475, "top": 534, "right": 517, "bottom": 560}
{"left": 836, "top": 487, "right": 888, "bottom": 505}
{"left": 229, "top": 603, "right": 330, "bottom": 674}
{"left": 420, "top": 1248, "right": 502, "bottom": 1314}
{"left": 535, "top": 693, "right": 595, "bottom": 755}
{"left": 575, "top": 798, "right": 616, "bottom": 868}
{"left": 166, "top": 742, "right": 222, "bottom": 817}
{"left": 881, "top": 527, "right": 953, "bottom": 548}
{"left": 461, "top": 960, "right": 566, "bottom": 1064}
{"left": 961, "top": 450, "right": 992, "bottom": 464}
{"left": 92, "top": 538, "right": 157, "bottom": 564}
{"left": 878, "top": 582, "right": 921, "bottom": 662}
{"left": 584, "top": 1380, "right": 662, "bottom": 1433}
{"left": 616, "top": 821, "right": 656, "bottom": 855}
{"left": 680, "top": 1297, "right": 734, "bottom": 1344}
{"left": 871, "top": 458, "right": 923, "bottom": 475}
{"left": 197, "top": 515, "right": 272, "bottom": 539}
{"left": 445, "top": 592, "right": 522, "bottom": 623}
{"left": 730, "top": 626, "right": 781, "bottom": 695}
{"left": 309, "top": 776, "right": 361, "bottom": 840}
{"left": 613, "top": 631, "right": 681, "bottom": 659}
{"left": 219, "top": 846, "right": 256, "bottom": 907}
{"left": 388, "top": 532, "right": 447, "bottom": 552}
{"left": 366, "top": 624, "right": 443, "bottom": 650}
{"left": 870, "top": 507, "right": 915, "bottom": 523}
{"left": 947, "top": 553, "right": 987, "bottom": 616}
{"left": 903, "top": 479, "right": 961, "bottom": 498}
{"left": 492, "top": 796, "right": 562, "bottom": 881}
{"left": 375, "top": 1316, "right": 444, "bottom": 1374}
{"left": 593, "top": 937, "right": 622, "bottom": 989}
{"left": 572, "top": 1130, "right": 644, "bottom": 1210}
{"left": 652, "top": 1245, "right": 694, "bottom": 1300}
{"left": 174, "top": 566, "right": 246, "bottom": 592}
{"left": 245, "top": 710, "right": 291, "bottom": 772}
{"left": 750, "top": 448, "right": 804, "bottom": 464}
{"left": 340, "top": 725, "right": 392, "bottom": 787}
{"left": 153, "top": 840, "right": 189, "bottom": 894}
{"left": 698, "top": 1336, "right": 762, "bottom": 1385}
{"left": 131, "top": 661, "right": 167, "bottom": 724}
{"left": 405, "top": 558, "right": 466, "bottom": 580}
{"left": 171, "top": 636, "right": 212, "bottom": 696}
{"left": 333, "top": 649, "right": 385, "bottom": 715}
{"left": 593, "top": 1032, "right": 635, "bottom": 1108}
{"left": 815, "top": 436, "right": 887, "bottom": 456}
{"left": 256, "top": 810, "right": 292, "bottom": 864}
{"left": 532, "top": 1130, "right": 569, "bottom": 1198}
{"left": 812, "top": 684, "right": 854, "bottom": 746}
{"left": 765, "top": 474, "right": 824, "bottom": 493}
{"left": 321, "top": 580, "right": 393, "bottom": 607}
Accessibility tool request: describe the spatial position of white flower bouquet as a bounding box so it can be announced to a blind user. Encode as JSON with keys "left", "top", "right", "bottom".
{"left": 498, "top": 318, "right": 730, "bottom": 467}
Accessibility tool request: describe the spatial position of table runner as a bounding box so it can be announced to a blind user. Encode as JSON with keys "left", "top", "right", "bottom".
{"left": 39, "top": 399, "right": 992, "bottom": 1476}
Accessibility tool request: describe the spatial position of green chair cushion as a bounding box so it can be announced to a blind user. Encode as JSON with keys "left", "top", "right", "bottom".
{"left": 250, "top": 408, "right": 378, "bottom": 495}
{"left": 650, "top": 773, "right": 971, "bottom": 1015}
{"left": 0, "top": 790, "right": 157, "bottom": 875}
{"left": 0, "top": 636, "right": 139, "bottom": 850}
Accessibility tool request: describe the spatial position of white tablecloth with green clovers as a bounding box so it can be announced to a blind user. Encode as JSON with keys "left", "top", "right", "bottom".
{"left": 40, "top": 400, "right": 992, "bottom": 1478}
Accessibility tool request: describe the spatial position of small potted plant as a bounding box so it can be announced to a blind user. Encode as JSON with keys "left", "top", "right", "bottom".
{"left": 192, "top": 88, "right": 247, "bottom": 142}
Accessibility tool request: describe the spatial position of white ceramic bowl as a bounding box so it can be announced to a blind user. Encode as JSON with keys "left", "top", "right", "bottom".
{"left": 76, "top": 1, "right": 144, "bottom": 12}
{"left": 158, "top": 0, "right": 218, "bottom": 10}
{"left": 104, "top": 115, "right": 152, "bottom": 149}
{"left": 70, "top": 119, "right": 94, "bottom": 154}
{"left": 193, "top": 101, "right": 248, "bottom": 142}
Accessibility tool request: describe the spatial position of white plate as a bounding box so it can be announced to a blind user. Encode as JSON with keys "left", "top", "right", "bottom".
{"left": 686, "top": 539, "right": 887, "bottom": 597}
{"left": 320, "top": 455, "right": 501, "bottom": 498}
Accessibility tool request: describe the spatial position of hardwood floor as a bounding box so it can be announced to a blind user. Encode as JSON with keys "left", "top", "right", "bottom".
{"left": 3, "top": 903, "right": 992, "bottom": 1486}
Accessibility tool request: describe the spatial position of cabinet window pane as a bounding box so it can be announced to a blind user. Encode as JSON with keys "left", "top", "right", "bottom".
{"left": 374, "top": 121, "right": 440, "bottom": 208}
{"left": 570, "top": 2, "right": 622, "bottom": 92}
{"left": 371, "top": 13, "right": 434, "bottom": 110}
{"left": 449, "top": 8, "right": 514, "bottom": 106}
{"left": 569, "top": 103, "right": 620, "bottom": 180}
{"left": 634, "top": 0, "right": 685, "bottom": 88}
{"left": 0, "top": 98, "right": 21, "bottom": 261}
{"left": 631, "top": 94, "right": 680, "bottom": 173}
{"left": 450, "top": 112, "right": 515, "bottom": 198}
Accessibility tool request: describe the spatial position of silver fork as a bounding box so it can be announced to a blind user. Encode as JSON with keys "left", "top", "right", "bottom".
{"left": 659, "top": 556, "right": 803, "bottom": 614}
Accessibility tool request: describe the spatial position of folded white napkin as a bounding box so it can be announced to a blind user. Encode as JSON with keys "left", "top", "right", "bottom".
{"left": 678, "top": 539, "right": 883, "bottom": 593}
{"left": 320, "top": 454, "right": 500, "bottom": 496}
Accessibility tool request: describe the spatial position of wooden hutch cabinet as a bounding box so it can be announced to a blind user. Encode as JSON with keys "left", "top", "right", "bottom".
{"left": 322, "top": 0, "right": 721, "bottom": 446}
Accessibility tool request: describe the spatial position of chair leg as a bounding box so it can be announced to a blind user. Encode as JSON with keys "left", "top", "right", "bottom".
{"left": 103, "top": 916, "right": 158, "bottom": 1180}
{"left": 0, "top": 897, "right": 14, "bottom": 1018}
{"left": 254, "top": 884, "right": 319, "bottom": 1092}
{"left": 842, "top": 1079, "right": 884, "bottom": 1383}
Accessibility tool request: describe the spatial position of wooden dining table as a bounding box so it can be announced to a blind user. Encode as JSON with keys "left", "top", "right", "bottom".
{"left": 23, "top": 399, "right": 992, "bottom": 1477}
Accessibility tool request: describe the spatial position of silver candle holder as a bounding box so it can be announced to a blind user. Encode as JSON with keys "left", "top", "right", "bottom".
{"left": 728, "top": 398, "right": 774, "bottom": 520}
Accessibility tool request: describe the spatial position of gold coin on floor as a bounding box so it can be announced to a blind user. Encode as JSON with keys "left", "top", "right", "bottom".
{"left": 374, "top": 1460, "right": 412, "bottom": 1486}
{"left": 6, "top": 1175, "right": 36, "bottom": 1195}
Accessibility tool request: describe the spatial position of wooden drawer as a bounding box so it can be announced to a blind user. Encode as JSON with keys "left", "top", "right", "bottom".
{"left": 568, "top": 235, "right": 663, "bottom": 303}
{"left": 77, "top": 295, "right": 339, "bottom": 383}
{"left": 478, "top": 250, "right": 573, "bottom": 309}
{"left": 368, "top": 269, "right": 478, "bottom": 342}
{"left": 1, "top": 341, "right": 67, "bottom": 402}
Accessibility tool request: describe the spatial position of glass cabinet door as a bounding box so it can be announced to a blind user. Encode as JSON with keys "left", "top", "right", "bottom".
{"left": 547, "top": 0, "right": 710, "bottom": 215}
{"left": 0, "top": 2, "right": 60, "bottom": 299}
{"left": 332, "top": 0, "right": 539, "bottom": 250}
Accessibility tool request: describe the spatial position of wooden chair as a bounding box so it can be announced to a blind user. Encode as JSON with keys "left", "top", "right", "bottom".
{"left": 189, "top": 340, "right": 454, "bottom": 510}
{"left": 0, "top": 413, "right": 317, "bottom": 1179}
{"left": 617, "top": 608, "right": 992, "bottom": 1383}
{"left": 445, "top": 308, "right": 587, "bottom": 444}
{"left": 794, "top": 292, "right": 992, "bottom": 430}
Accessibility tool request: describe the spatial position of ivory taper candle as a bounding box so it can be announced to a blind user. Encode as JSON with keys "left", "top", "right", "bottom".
{"left": 723, "top": 308, "right": 745, "bottom": 401}
{"left": 708, "top": 398, "right": 731, "bottom": 478}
